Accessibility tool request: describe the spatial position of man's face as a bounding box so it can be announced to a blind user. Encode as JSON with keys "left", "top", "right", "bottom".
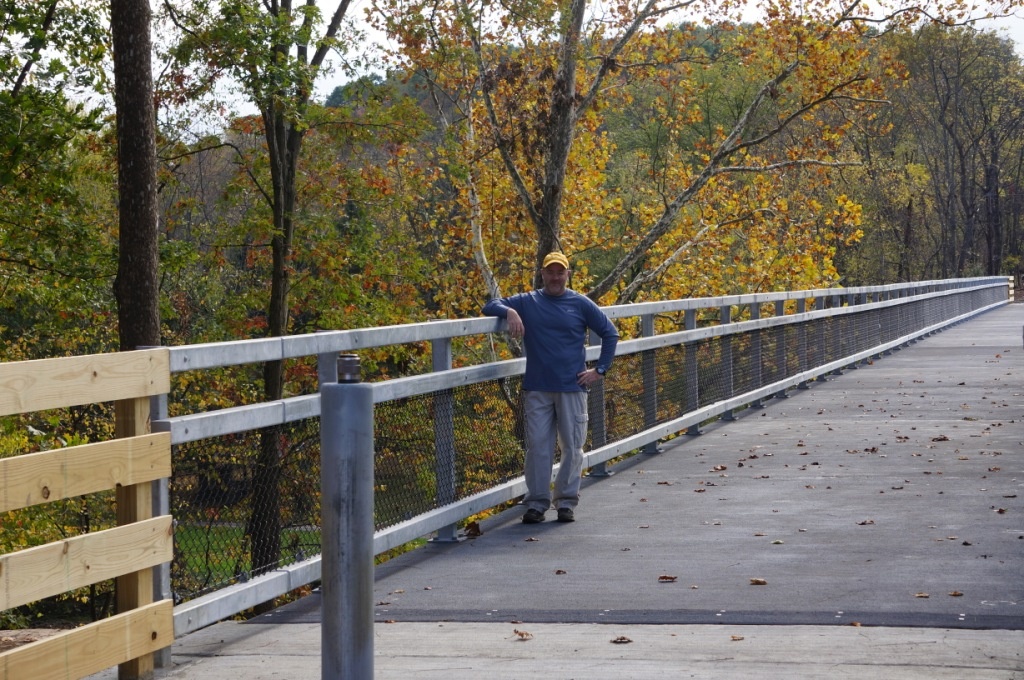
{"left": 541, "top": 264, "right": 569, "bottom": 296}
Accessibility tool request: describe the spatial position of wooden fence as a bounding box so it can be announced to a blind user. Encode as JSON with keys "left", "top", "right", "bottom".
{"left": 0, "top": 349, "right": 173, "bottom": 679}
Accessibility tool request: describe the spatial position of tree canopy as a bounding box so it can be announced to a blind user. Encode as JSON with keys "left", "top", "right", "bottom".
{"left": 1, "top": 0, "right": 1020, "bottom": 356}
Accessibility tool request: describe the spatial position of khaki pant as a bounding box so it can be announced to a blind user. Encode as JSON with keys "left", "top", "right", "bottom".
{"left": 522, "top": 390, "right": 588, "bottom": 512}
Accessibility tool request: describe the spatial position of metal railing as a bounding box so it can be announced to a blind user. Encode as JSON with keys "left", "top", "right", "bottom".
{"left": 154, "top": 277, "right": 1009, "bottom": 636}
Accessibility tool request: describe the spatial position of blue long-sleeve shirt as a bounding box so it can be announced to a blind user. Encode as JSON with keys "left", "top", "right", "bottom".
{"left": 483, "top": 289, "right": 619, "bottom": 392}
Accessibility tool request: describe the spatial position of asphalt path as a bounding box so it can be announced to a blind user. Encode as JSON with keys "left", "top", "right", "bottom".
{"left": 264, "top": 303, "right": 1024, "bottom": 631}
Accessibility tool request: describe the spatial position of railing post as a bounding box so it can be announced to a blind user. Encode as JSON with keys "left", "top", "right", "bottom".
{"left": 797, "top": 298, "right": 809, "bottom": 389}
{"left": 641, "top": 314, "right": 661, "bottom": 454}
{"left": 151, "top": 391, "right": 172, "bottom": 671}
{"left": 773, "top": 300, "right": 788, "bottom": 399}
{"left": 115, "top": 393, "right": 156, "bottom": 680}
{"left": 587, "top": 329, "right": 612, "bottom": 476}
{"left": 831, "top": 294, "right": 845, "bottom": 374}
{"left": 139, "top": 342, "right": 172, "bottom": 672}
{"left": 871, "top": 301, "right": 885, "bottom": 360}
{"left": 720, "top": 305, "right": 735, "bottom": 420}
{"left": 813, "top": 295, "right": 828, "bottom": 374}
{"left": 321, "top": 355, "right": 374, "bottom": 680}
{"left": 846, "top": 292, "right": 863, "bottom": 364}
{"left": 430, "top": 329, "right": 459, "bottom": 542}
{"left": 749, "top": 303, "right": 763, "bottom": 409}
{"left": 684, "top": 308, "right": 702, "bottom": 435}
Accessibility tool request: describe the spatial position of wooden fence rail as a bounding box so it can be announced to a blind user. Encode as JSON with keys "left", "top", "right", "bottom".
{"left": 0, "top": 349, "right": 172, "bottom": 680}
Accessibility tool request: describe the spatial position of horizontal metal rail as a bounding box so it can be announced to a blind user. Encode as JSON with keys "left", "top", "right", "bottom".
{"left": 156, "top": 280, "right": 1004, "bottom": 443}
{"left": 164, "top": 278, "right": 992, "bottom": 372}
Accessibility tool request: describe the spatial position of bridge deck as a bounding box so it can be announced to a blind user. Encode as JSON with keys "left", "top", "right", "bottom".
{"left": 91, "top": 303, "right": 1024, "bottom": 679}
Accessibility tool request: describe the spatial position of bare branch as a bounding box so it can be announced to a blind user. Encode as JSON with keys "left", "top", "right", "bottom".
{"left": 578, "top": 0, "right": 698, "bottom": 114}
{"left": 461, "top": 0, "right": 546, "bottom": 233}
{"left": 11, "top": 1, "right": 58, "bottom": 98}
{"left": 714, "top": 159, "right": 862, "bottom": 174}
{"left": 311, "top": 0, "right": 353, "bottom": 69}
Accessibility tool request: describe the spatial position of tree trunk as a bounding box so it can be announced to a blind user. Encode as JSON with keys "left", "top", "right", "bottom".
{"left": 898, "top": 197, "right": 914, "bottom": 282}
{"left": 237, "top": 0, "right": 351, "bottom": 611}
{"left": 111, "top": 0, "right": 159, "bottom": 351}
{"left": 249, "top": 103, "right": 300, "bottom": 584}
{"left": 983, "top": 140, "right": 1002, "bottom": 275}
{"left": 531, "top": 0, "right": 586, "bottom": 288}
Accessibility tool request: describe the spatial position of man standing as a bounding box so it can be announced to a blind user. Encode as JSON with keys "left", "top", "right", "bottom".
{"left": 483, "top": 252, "right": 619, "bottom": 523}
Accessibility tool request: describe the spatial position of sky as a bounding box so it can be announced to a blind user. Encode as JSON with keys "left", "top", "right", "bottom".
{"left": 976, "top": 11, "right": 1024, "bottom": 54}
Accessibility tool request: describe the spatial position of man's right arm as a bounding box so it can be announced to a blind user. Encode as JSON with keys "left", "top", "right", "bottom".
{"left": 482, "top": 298, "right": 507, "bottom": 318}
{"left": 483, "top": 297, "right": 525, "bottom": 339}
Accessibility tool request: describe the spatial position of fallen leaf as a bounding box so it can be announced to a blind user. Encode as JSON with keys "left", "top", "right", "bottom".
{"left": 750, "top": 578, "right": 768, "bottom": 586}
{"left": 513, "top": 629, "right": 533, "bottom": 641}
{"left": 611, "top": 636, "right": 632, "bottom": 644}
{"left": 555, "top": 569, "right": 567, "bottom": 575}
{"left": 731, "top": 635, "right": 745, "bottom": 641}
{"left": 949, "top": 591, "right": 964, "bottom": 597}
{"left": 932, "top": 435, "right": 950, "bottom": 442}
{"left": 915, "top": 592, "right": 930, "bottom": 598}
{"left": 857, "top": 519, "right": 876, "bottom": 525}
{"left": 711, "top": 465, "right": 728, "bottom": 471}
{"left": 464, "top": 521, "right": 483, "bottom": 538}
{"left": 849, "top": 622, "right": 862, "bottom": 627}
{"left": 525, "top": 537, "right": 539, "bottom": 542}
{"left": 658, "top": 481, "right": 674, "bottom": 486}
{"left": 658, "top": 575, "right": 678, "bottom": 583}
{"left": 384, "top": 620, "right": 396, "bottom": 624}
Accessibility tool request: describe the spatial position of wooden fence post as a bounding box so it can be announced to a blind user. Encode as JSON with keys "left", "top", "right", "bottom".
{"left": 116, "top": 395, "right": 156, "bottom": 680}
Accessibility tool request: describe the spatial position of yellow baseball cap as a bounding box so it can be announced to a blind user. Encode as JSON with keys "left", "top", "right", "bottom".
{"left": 542, "top": 252, "right": 570, "bottom": 269}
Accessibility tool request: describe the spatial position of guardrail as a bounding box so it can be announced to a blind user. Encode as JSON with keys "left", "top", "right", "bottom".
{"left": 158, "top": 277, "right": 1009, "bottom": 637}
{"left": 0, "top": 349, "right": 173, "bottom": 680}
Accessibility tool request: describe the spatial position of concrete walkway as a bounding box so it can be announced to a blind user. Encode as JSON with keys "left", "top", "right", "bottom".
{"left": 91, "top": 304, "right": 1024, "bottom": 679}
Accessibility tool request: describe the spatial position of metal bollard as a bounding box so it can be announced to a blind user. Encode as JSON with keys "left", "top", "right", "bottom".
{"left": 321, "top": 354, "right": 374, "bottom": 680}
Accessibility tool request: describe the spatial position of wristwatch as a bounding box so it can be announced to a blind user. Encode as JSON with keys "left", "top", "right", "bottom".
{"left": 596, "top": 366, "right": 607, "bottom": 376}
